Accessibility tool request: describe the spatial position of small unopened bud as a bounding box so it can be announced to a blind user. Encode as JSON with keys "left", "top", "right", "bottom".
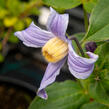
{"left": 85, "top": 42, "right": 97, "bottom": 52}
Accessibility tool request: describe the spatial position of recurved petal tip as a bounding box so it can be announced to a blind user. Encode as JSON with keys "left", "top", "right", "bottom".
{"left": 37, "top": 89, "right": 48, "bottom": 100}
{"left": 14, "top": 22, "right": 54, "bottom": 48}
{"left": 68, "top": 41, "right": 98, "bottom": 79}
{"left": 86, "top": 51, "right": 99, "bottom": 61}
{"left": 14, "top": 31, "right": 24, "bottom": 41}
{"left": 37, "top": 58, "right": 66, "bottom": 99}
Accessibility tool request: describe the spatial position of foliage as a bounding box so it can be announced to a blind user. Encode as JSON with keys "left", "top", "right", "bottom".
{"left": 81, "top": 102, "right": 108, "bottom": 109}
{"left": 29, "top": 0, "right": 109, "bottom": 109}
{"left": 82, "top": 0, "right": 98, "bottom": 13}
{"left": 42, "top": 0, "right": 98, "bottom": 13}
{"left": 0, "top": 0, "right": 109, "bottom": 109}
{"left": 42, "top": 0, "right": 81, "bottom": 10}
{"left": 29, "top": 81, "right": 90, "bottom": 109}
{"left": 0, "top": 0, "right": 42, "bottom": 62}
{"left": 82, "top": 0, "right": 109, "bottom": 43}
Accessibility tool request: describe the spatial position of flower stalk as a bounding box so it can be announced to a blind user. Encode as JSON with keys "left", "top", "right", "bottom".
{"left": 69, "top": 36, "right": 85, "bottom": 57}
{"left": 83, "top": 6, "right": 89, "bottom": 32}
{"left": 2, "top": 27, "right": 13, "bottom": 49}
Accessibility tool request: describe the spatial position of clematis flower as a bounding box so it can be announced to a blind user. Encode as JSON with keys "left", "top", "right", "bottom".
{"left": 14, "top": 7, "right": 98, "bottom": 100}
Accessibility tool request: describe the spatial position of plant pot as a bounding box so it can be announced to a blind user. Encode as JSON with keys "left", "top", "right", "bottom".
{"left": 0, "top": 80, "right": 35, "bottom": 109}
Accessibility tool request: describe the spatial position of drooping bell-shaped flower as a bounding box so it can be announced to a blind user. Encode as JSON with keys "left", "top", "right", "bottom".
{"left": 14, "top": 7, "right": 98, "bottom": 100}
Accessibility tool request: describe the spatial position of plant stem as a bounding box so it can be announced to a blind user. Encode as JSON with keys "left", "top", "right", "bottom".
{"left": 80, "top": 8, "right": 89, "bottom": 45}
{"left": 2, "top": 27, "right": 13, "bottom": 49}
{"left": 78, "top": 79, "right": 88, "bottom": 90}
{"left": 69, "top": 36, "right": 85, "bottom": 57}
{"left": 0, "top": 27, "right": 4, "bottom": 39}
{"left": 83, "top": 6, "right": 88, "bottom": 32}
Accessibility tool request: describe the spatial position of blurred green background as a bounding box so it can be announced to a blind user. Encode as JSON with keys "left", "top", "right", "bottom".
{"left": 0, "top": 0, "right": 43, "bottom": 62}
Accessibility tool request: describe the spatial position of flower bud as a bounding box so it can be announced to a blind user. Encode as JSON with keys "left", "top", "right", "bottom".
{"left": 42, "top": 37, "right": 68, "bottom": 63}
{"left": 85, "top": 42, "right": 97, "bottom": 52}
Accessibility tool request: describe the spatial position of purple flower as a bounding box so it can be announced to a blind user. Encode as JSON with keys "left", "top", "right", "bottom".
{"left": 14, "top": 8, "right": 98, "bottom": 100}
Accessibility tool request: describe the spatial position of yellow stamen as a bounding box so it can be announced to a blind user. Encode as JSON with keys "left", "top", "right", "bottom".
{"left": 42, "top": 37, "right": 68, "bottom": 63}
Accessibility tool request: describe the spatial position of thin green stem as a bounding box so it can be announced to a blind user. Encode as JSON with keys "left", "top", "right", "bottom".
{"left": 83, "top": 6, "right": 89, "bottom": 32}
{"left": 80, "top": 7, "right": 89, "bottom": 45}
{"left": 2, "top": 27, "right": 13, "bottom": 48}
{"left": 69, "top": 36, "right": 85, "bottom": 57}
{"left": 79, "top": 79, "right": 88, "bottom": 90}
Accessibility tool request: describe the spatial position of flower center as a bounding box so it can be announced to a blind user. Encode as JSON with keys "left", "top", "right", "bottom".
{"left": 42, "top": 37, "right": 68, "bottom": 63}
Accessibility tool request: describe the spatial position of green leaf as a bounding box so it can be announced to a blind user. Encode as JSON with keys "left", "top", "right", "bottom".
{"left": 101, "top": 70, "right": 109, "bottom": 92}
{"left": 28, "top": 7, "right": 40, "bottom": 15}
{"left": 3, "top": 17, "right": 18, "bottom": 27}
{"left": 0, "top": 8, "right": 8, "bottom": 19}
{"left": 25, "top": 18, "right": 32, "bottom": 27}
{"left": 89, "top": 81, "right": 109, "bottom": 106}
{"left": 8, "top": 34, "right": 19, "bottom": 43}
{"left": 83, "top": 0, "right": 98, "bottom": 13}
{"left": 14, "top": 20, "right": 25, "bottom": 31}
{"left": 0, "top": 0, "right": 5, "bottom": 8}
{"left": 83, "top": 0, "right": 109, "bottom": 43}
{"left": 94, "top": 42, "right": 109, "bottom": 92}
{"left": 0, "top": 53, "right": 4, "bottom": 62}
{"left": 87, "top": 42, "right": 109, "bottom": 105}
{"left": 81, "top": 101, "right": 108, "bottom": 109}
{"left": 42, "top": 0, "right": 81, "bottom": 10}
{"left": 83, "top": 43, "right": 109, "bottom": 106}
{"left": 29, "top": 80, "right": 89, "bottom": 109}
{"left": 7, "top": 0, "right": 21, "bottom": 15}
{"left": 88, "top": 68, "right": 109, "bottom": 106}
{"left": 95, "top": 42, "right": 109, "bottom": 70}
{"left": 6, "top": 0, "right": 28, "bottom": 16}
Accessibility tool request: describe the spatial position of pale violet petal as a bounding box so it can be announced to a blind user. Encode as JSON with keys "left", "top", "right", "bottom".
{"left": 47, "top": 7, "right": 69, "bottom": 42}
{"left": 37, "top": 57, "right": 66, "bottom": 99}
{"left": 14, "top": 22, "right": 54, "bottom": 48}
{"left": 68, "top": 41, "right": 98, "bottom": 79}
